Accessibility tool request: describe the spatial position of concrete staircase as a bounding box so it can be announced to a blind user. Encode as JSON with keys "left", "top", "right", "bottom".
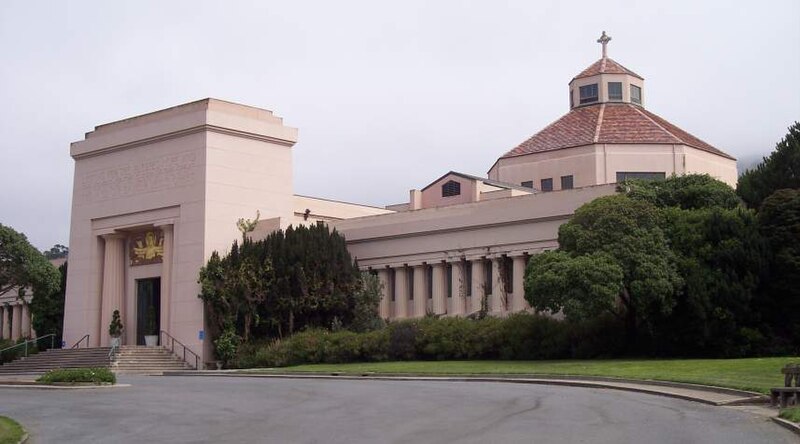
{"left": 0, "top": 347, "right": 112, "bottom": 375}
{"left": 112, "top": 346, "right": 192, "bottom": 374}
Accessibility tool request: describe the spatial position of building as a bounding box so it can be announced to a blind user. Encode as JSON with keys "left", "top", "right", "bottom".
{"left": 0, "top": 257, "right": 66, "bottom": 342}
{"left": 61, "top": 33, "right": 736, "bottom": 364}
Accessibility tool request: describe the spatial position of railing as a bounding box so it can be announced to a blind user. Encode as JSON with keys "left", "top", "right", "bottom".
{"left": 0, "top": 334, "right": 57, "bottom": 361}
{"left": 159, "top": 330, "right": 201, "bottom": 370}
{"left": 71, "top": 334, "right": 90, "bottom": 349}
{"left": 108, "top": 342, "right": 119, "bottom": 364}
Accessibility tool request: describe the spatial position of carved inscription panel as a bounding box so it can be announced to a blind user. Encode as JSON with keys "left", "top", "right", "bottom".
{"left": 78, "top": 151, "right": 198, "bottom": 203}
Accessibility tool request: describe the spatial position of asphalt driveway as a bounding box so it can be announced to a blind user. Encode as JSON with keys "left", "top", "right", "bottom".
{"left": 0, "top": 375, "right": 795, "bottom": 443}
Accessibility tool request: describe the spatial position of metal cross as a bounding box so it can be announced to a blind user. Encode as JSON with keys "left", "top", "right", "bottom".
{"left": 597, "top": 31, "right": 611, "bottom": 58}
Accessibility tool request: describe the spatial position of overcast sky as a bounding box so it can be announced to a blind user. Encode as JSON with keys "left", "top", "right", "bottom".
{"left": 1, "top": 0, "right": 798, "bottom": 250}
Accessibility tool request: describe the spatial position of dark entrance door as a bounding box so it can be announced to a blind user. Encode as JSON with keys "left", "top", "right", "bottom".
{"left": 136, "top": 278, "right": 161, "bottom": 346}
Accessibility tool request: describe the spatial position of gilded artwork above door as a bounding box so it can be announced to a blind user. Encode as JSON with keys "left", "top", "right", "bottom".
{"left": 129, "top": 229, "right": 164, "bottom": 266}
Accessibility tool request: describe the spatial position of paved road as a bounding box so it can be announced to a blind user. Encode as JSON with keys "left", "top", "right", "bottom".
{"left": 0, "top": 376, "right": 795, "bottom": 443}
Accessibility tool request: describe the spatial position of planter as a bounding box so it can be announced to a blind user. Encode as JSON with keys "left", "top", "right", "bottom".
{"left": 144, "top": 335, "right": 158, "bottom": 347}
{"left": 110, "top": 337, "right": 121, "bottom": 348}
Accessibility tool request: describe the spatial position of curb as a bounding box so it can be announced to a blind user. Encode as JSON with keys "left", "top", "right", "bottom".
{"left": 161, "top": 371, "right": 767, "bottom": 407}
{"left": 772, "top": 417, "right": 800, "bottom": 437}
{"left": 19, "top": 432, "right": 29, "bottom": 444}
{"left": 0, "top": 382, "right": 130, "bottom": 390}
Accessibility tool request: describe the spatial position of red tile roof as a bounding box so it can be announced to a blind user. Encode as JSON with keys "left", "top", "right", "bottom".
{"left": 502, "top": 103, "right": 735, "bottom": 160}
{"left": 573, "top": 57, "right": 643, "bottom": 81}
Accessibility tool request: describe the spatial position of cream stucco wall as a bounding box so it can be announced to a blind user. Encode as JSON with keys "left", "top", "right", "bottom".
{"left": 489, "top": 145, "right": 599, "bottom": 189}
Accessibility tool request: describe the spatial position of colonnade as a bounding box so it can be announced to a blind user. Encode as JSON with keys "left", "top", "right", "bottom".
{"left": 0, "top": 301, "right": 34, "bottom": 341}
{"left": 374, "top": 254, "right": 529, "bottom": 320}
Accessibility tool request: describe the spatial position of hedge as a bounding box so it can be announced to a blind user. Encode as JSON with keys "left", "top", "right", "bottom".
{"left": 235, "top": 313, "right": 626, "bottom": 368}
{"left": 36, "top": 368, "right": 116, "bottom": 385}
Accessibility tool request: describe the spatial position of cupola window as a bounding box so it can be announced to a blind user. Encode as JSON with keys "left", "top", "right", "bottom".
{"left": 608, "top": 82, "right": 622, "bottom": 101}
{"left": 631, "top": 85, "right": 642, "bottom": 104}
{"left": 579, "top": 84, "right": 599, "bottom": 104}
{"left": 441, "top": 180, "right": 461, "bottom": 197}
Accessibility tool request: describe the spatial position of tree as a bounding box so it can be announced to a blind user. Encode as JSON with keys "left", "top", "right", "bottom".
{"left": 623, "top": 174, "right": 740, "bottom": 210}
{"left": 737, "top": 122, "right": 800, "bottom": 209}
{"left": 42, "top": 244, "right": 69, "bottom": 260}
{"left": 757, "top": 189, "right": 800, "bottom": 346}
{"left": 199, "top": 222, "right": 362, "bottom": 347}
{"left": 30, "top": 262, "right": 67, "bottom": 348}
{"left": 349, "top": 272, "right": 385, "bottom": 333}
{"left": 526, "top": 195, "right": 683, "bottom": 347}
{"left": 0, "top": 224, "right": 59, "bottom": 299}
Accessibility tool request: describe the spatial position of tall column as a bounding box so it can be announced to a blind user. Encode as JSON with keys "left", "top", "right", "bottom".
{"left": 1, "top": 306, "right": 8, "bottom": 340}
{"left": 471, "top": 259, "right": 486, "bottom": 313}
{"left": 512, "top": 255, "right": 529, "bottom": 312}
{"left": 451, "top": 261, "right": 465, "bottom": 315}
{"left": 377, "top": 268, "right": 390, "bottom": 319}
{"left": 413, "top": 265, "right": 427, "bottom": 318}
{"left": 11, "top": 304, "right": 22, "bottom": 341}
{"left": 20, "top": 303, "right": 31, "bottom": 339}
{"left": 491, "top": 258, "right": 504, "bottom": 313}
{"left": 159, "top": 224, "right": 173, "bottom": 337}
{"left": 100, "top": 234, "right": 126, "bottom": 346}
{"left": 431, "top": 262, "right": 447, "bottom": 315}
{"left": 394, "top": 266, "right": 408, "bottom": 319}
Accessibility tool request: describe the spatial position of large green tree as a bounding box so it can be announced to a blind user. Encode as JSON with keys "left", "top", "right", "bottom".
{"left": 29, "top": 262, "right": 67, "bottom": 348}
{"left": 0, "top": 224, "right": 59, "bottom": 299}
{"left": 199, "top": 223, "right": 362, "bottom": 346}
{"left": 757, "top": 188, "right": 800, "bottom": 346}
{"left": 526, "top": 195, "right": 683, "bottom": 346}
{"left": 737, "top": 122, "right": 800, "bottom": 209}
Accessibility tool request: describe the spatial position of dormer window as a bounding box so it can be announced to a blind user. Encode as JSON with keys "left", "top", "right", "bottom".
{"left": 441, "top": 180, "right": 461, "bottom": 197}
{"left": 579, "top": 84, "right": 598, "bottom": 104}
{"left": 631, "top": 85, "right": 642, "bottom": 104}
{"left": 608, "top": 82, "right": 622, "bottom": 101}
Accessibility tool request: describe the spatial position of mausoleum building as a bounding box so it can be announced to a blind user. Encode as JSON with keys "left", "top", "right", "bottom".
{"left": 61, "top": 34, "right": 737, "bottom": 364}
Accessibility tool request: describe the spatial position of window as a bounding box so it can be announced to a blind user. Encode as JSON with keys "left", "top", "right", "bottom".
{"left": 579, "top": 84, "right": 598, "bottom": 104}
{"left": 561, "top": 175, "right": 574, "bottom": 189}
{"left": 631, "top": 85, "right": 642, "bottom": 104}
{"left": 408, "top": 267, "right": 414, "bottom": 300}
{"left": 616, "top": 171, "right": 665, "bottom": 182}
{"left": 442, "top": 180, "right": 461, "bottom": 197}
{"left": 541, "top": 178, "right": 553, "bottom": 191}
{"left": 465, "top": 262, "right": 472, "bottom": 296}
{"left": 608, "top": 82, "right": 622, "bottom": 100}
{"left": 426, "top": 265, "right": 433, "bottom": 299}
{"left": 484, "top": 261, "right": 492, "bottom": 295}
{"left": 389, "top": 268, "right": 396, "bottom": 301}
{"left": 521, "top": 180, "right": 533, "bottom": 188}
{"left": 446, "top": 264, "right": 453, "bottom": 297}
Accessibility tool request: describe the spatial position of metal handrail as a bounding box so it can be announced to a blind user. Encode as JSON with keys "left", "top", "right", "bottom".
{"left": 159, "top": 330, "right": 201, "bottom": 370}
{"left": 108, "top": 343, "right": 119, "bottom": 363}
{"left": 71, "top": 334, "right": 90, "bottom": 349}
{"left": 0, "top": 334, "right": 57, "bottom": 361}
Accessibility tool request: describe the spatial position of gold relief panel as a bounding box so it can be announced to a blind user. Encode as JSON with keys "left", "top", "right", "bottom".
{"left": 129, "top": 229, "right": 164, "bottom": 266}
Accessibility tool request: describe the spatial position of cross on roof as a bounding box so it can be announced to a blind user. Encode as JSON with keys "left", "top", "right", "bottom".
{"left": 597, "top": 31, "right": 611, "bottom": 58}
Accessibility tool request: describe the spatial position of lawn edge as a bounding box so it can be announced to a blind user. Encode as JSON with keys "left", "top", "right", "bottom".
{"left": 771, "top": 417, "right": 800, "bottom": 437}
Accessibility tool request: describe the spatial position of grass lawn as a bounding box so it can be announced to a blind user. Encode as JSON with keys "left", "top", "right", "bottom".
{"left": 0, "top": 416, "right": 24, "bottom": 444}
{"left": 780, "top": 407, "right": 800, "bottom": 423}
{"left": 241, "top": 357, "right": 800, "bottom": 394}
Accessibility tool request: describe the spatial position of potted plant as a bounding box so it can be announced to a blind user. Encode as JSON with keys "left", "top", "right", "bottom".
{"left": 144, "top": 306, "right": 159, "bottom": 347}
{"left": 108, "top": 310, "right": 123, "bottom": 348}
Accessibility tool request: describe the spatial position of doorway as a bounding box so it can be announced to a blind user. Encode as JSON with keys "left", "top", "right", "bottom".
{"left": 136, "top": 278, "right": 161, "bottom": 346}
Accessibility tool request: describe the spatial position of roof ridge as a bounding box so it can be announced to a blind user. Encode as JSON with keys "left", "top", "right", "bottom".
{"left": 628, "top": 104, "right": 682, "bottom": 143}
{"left": 593, "top": 103, "right": 606, "bottom": 143}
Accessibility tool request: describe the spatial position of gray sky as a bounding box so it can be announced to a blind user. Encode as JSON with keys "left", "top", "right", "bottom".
{"left": 1, "top": 0, "right": 799, "bottom": 250}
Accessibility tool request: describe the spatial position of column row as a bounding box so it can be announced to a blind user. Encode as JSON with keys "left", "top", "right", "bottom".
{"left": 0, "top": 302, "right": 34, "bottom": 341}
{"left": 374, "top": 255, "right": 530, "bottom": 320}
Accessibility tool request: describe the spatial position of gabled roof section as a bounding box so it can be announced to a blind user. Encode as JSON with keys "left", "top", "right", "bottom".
{"left": 501, "top": 103, "right": 735, "bottom": 160}
{"left": 572, "top": 57, "right": 643, "bottom": 81}
{"left": 420, "top": 171, "right": 534, "bottom": 193}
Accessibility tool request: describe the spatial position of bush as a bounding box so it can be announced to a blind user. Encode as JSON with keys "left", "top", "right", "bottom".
{"left": 0, "top": 338, "right": 39, "bottom": 364}
{"left": 37, "top": 368, "right": 116, "bottom": 385}
{"left": 235, "top": 313, "right": 592, "bottom": 368}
